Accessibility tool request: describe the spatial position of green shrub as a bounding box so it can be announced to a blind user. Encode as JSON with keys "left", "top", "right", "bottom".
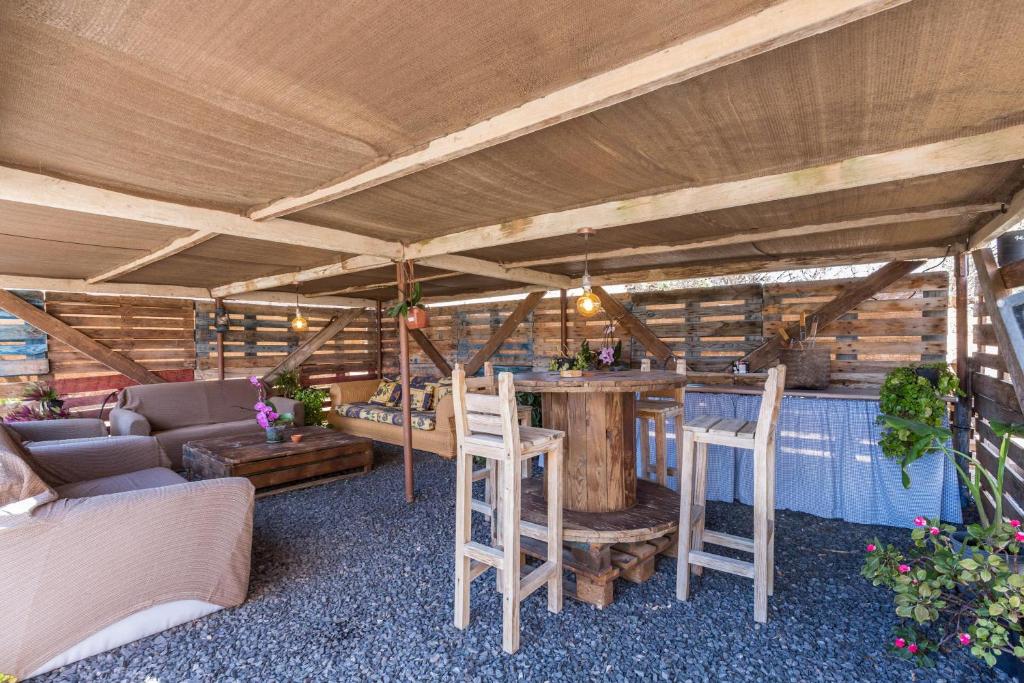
{"left": 878, "top": 364, "right": 961, "bottom": 463}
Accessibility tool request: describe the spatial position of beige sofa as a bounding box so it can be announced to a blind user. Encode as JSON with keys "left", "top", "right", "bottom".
{"left": 109, "top": 379, "right": 304, "bottom": 469}
{"left": 0, "top": 423, "right": 254, "bottom": 680}
{"left": 329, "top": 378, "right": 457, "bottom": 458}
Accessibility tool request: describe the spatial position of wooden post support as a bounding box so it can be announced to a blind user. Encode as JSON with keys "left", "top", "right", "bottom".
{"left": 0, "top": 288, "right": 165, "bottom": 385}
{"left": 973, "top": 248, "right": 1024, "bottom": 414}
{"left": 559, "top": 289, "right": 569, "bottom": 355}
{"left": 262, "top": 307, "right": 364, "bottom": 384}
{"left": 397, "top": 261, "right": 415, "bottom": 503}
{"left": 214, "top": 298, "right": 226, "bottom": 381}
{"left": 952, "top": 254, "right": 971, "bottom": 456}
{"left": 409, "top": 327, "right": 453, "bottom": 376}
{"left": 741, "top": 260, "right": 924, "bottom": 371}
{"left": 465, "top": 291, "right": 546, "bottom": 376}
{"left": 592, "top": 286, "right": 676, "bottom": 369}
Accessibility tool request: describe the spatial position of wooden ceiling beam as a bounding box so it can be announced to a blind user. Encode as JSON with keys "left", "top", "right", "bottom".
{"left": 416, "top": 254, "right": 572, "bottom": 289}
{"left": 506, "top": 203, "right": 1003, "bottom": 269}
{"left": 248, "top": 0, "right": 910, "bottom": 220}
{"left": 405, "top": 124, "right": 1024, "bottom": 260}
{"left": 0, "top": 166, "right": 402, "bottom": 258}
{"left": 209, "top": 255, "right": 391, "bottom": 298}
{"left": 307, "top": 272, "right": 461, "bottom": 298}
{"left": 87, "top": 230, "right": 218, "bottom": 283}
{"left": 968, "top": 189, "right": 1024, "bottom": 249}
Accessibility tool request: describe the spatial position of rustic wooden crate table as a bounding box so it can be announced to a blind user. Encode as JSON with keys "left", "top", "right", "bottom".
{"left": 512, "top": 370, "right": 686, "bottom": 607}
{"left": 183, "top": 427, "right": 373, "bottom": 493}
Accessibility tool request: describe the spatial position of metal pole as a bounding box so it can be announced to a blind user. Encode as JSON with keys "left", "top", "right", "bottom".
{"left": 953, "top": 254, "right": 972, "bottom": 507}
{"left": 559, "top": 288, "right": 568, "bottom": 356}
{"left": 397, "top": 261, "right": 415, "bottom": 503}
{"left": 375, "top": 300, "right": 384, "bottom": 379}
{"left": 215, "top": 298, "right": 225, "bottom": 381}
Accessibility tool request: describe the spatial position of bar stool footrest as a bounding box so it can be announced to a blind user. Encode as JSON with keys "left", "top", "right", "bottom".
{"left": 688, "top": 550, "right": 755, "bottom": 579}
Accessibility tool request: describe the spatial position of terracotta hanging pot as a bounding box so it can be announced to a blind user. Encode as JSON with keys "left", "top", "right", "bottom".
{"left": 406, "top": 307, "right": 429, "bottom": 329}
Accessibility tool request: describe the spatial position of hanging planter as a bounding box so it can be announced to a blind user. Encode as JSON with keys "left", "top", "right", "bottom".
{"left": 387, "top": 281, "right": 429, "bottom": 329}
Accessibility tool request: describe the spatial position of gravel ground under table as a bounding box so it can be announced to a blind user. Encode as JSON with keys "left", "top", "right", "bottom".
{"left": 40, "top": 446, "right": 1008, "bottom": 682}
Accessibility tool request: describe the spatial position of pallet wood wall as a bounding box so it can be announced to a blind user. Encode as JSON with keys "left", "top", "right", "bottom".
{"left": 0, "top": 290, "right": 48, "bottom": 379}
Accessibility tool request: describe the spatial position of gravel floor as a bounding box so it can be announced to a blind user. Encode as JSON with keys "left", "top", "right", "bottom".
{"left": 41, "top": 447, "right": 1008, "bottom": 682}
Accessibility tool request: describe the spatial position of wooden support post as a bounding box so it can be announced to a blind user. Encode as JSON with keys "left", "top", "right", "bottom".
{"left": 214, "top": 298, "right": 226, "bottom": 381}
{"left": 465, "top": 291, "right": 546, "bottom": 376}
{"left": 741, "top": 260, "right": 924, "bottom": 371}
{"left": 397, "top": 261, "right": 415, "bottom": 503}
{"left": 262, "top": 308, "right": 364, "bottom": 384}
{"left": 592, "top": 286, "right": 676, "bottom": 369}
{"left": 409, "top": 327, "right": 453, "bottom": 376}
{"left": 375, "top": 301, "right": 384, "bottom": 379}
{"left": 953, "top": 254, "right": 971, "bottom": 459}
{"left": 0, "top": 289, "right": 164, "bottom": 385}
{"left": 973, "top": 248, "right": 1024, "bottom": 414}
{"left": 559, "top": 289, "right": 568, "bottom": 355}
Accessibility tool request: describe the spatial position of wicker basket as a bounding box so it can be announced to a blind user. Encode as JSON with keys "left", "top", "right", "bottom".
{"left": 778, "top": 348, "right": 830, "bottom": 389}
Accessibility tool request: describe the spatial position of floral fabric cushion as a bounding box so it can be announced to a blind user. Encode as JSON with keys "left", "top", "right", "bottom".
{"left": 368, "top": 379, "right": 401, "bottom": 406}
{"left": 336, "top": 403, "right": 436, "bottom": 431}
{"left": 426, "top": 381, "right": 452, "bottom": 403}
{"left": 409, "top": 386, "right": 434, "bottom": 412}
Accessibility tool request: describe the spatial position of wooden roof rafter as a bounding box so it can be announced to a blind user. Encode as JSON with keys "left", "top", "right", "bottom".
{"left": 246, "top": 0, "right": 911, "bottom": 221}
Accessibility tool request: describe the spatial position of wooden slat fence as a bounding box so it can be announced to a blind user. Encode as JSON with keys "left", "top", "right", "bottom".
{"left": 0, "top": 290, "right": 48, "bottom": 379}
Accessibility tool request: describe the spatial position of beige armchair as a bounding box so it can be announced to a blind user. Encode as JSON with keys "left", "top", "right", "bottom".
{"left": 0, "top": 426, "right": 254, "bottom": 680}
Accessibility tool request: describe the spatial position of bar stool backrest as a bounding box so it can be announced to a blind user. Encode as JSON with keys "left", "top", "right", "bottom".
{"left": 463, "top": 361, "right": 497, "bottom": 395}
{"left": 753, "top": 364, "right": 787, "bottom": 446}
{"left": 452, "top": 364, "right": 521, "bottom": 456}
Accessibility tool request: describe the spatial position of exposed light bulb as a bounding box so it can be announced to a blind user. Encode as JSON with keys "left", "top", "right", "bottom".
{"left": 291, "top": 308, "right": 309, "bottom": 332}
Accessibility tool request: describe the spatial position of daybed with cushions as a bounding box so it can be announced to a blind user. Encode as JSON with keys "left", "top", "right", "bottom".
{"left": 110, "top": 378, "right": 304, "bottom": 469}
{"left": 0, "top": 423, "right": 254, "bottom": 680}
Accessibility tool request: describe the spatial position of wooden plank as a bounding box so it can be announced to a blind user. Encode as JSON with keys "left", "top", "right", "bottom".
{"left": 417, "top": 254, "right": 570, "bottom": 289}
{"left": 0, "top": 289, "right": 165, "bottom": 385}
{"left": 262, "top": 308, "right": 365, "bottom": 384}
{"left": 1002, "top": 259, "right": 1024, "bottom": 290}
{"left": 593, "top": 286, "right": 676, "bottom": 368}
{"left": 742, "top": 260, "right": 924, "bottom": 371}
{"left": 87, "top": 231, "right": 218, "bottom": 283}
{"left": 210, "top": 255, "right": 390, "bottom": 299}
{"left": 973, "top": 248, "right": 1024, "bottom": 414}
{"left": 248, "top": 0, "right": 910, "bottom": 220}
{"left": 969, "top": 188, "right": 1024, "bottom": 249}
{"left": 465, "top": 291, "right": 545, "bottom": 376}
{"left": 0, "top": 359, "right": 49, "bottom": 376}
{"left": 404, "top": 125, "right": 1024, "bottom": 259}
{"left": 408, "top": 328, "right": 453, "bottom": 376}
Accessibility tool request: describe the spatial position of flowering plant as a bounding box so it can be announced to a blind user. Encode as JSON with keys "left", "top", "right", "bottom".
{"left": 2, "top": 382, "right": 70, "bottom": 422}
{"left": 249, "top": 376, "right": 293, "bottom": 429}
{"left": 863, "top": 417, "right": 1024, "bottom": 667}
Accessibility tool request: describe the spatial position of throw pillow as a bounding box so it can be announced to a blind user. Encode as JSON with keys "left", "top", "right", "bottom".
{"left": 409, "top": 386, "right": 434, "bottom": 412}
{"left": 368, "top": 379, "right": 401, "bottom": 406}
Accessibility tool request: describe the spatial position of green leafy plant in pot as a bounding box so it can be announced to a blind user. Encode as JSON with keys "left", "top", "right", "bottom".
{"left": 878, "top": 364, "right": 962, "bottom": 475}
{"left": 863, "top": 416, "right": 1024, "bottom": 670}
{"left": 387, "top": 282, "right": 428, "bottom": 330}
{"left": 272, "top": 370, "right": 329, "bottom": 428}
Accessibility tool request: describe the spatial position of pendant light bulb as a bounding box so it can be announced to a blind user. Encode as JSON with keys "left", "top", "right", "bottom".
{"left": 291, "top": 287, "right": 309, "bottom": 332}
{"left": 575, "top": 228, "right": 601, "bottom": 318}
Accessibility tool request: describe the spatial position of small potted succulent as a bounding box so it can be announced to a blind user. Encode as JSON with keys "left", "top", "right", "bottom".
{"left": 249, "top": 376, "right": 294, "bottom": 443}
{"left": 387, "top": 282, "right": 429, "bottom": 330}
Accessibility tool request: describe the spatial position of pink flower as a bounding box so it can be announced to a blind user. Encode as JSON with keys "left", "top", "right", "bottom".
{"left": 256, "top": 412, "right": 270, "bottom": 429}
{"left": 1012, "top": 520, "right": 1021, "bottom": 528}
{"left": 254, "top": 401, "right": 268, "bottom": 412}
{"left": 959, "top": 633, "right": 971, "bottom": 646}
{"left": 908, "top": 643, "right": 919, "bottom": 654}
{"left": 1015, "top": 531, "right": 1024, "bottom": 543}
{"left": 898, "top": 564, "right": 911, "bottom": 574}
{"left": 866, "top": 544, "right": 876, "bottom": 552}
{"left": 929, "top": 527, "right": 940, "bottom": 536}
{"left": 598, "top": 346, "right": 615, "bottom": 365}
{"left": 249, "top": 376, "right": 261, "bottom": 387}
{"left": 894, "top": 638, "right": 906, "bottom": 649}
{"left": 914, "top": 516, "right": 927, "bottom": 527}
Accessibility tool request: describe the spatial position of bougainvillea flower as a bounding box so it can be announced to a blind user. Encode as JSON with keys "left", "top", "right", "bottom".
{"left": 907, "top": 643, "right": 919, "bottom": 654}
{"left": 1012, "top": 520, "right": 1021, "bottom": 528}
{"left": 894, "top": 638, "right": 906, "bottom": 649}
{"left": 929, "top": 527, "right": 940, "bottom": 536}
{"left": 866, "top": 544, "right": 876, "bottom": 552}
{"left": 898, "top": 564, "right": 911, "bottom": 574}
{"left": 959, "top": 633, "right": 971, "bottom": 646}
{"left": 1015, "top": 531, "right": 1024, "bottom": 543}
{"left": 914, "top": 516, "right": 927, "bottom": 527}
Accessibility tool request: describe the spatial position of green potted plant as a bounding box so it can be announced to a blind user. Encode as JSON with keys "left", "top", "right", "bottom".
{"left": 387, "top": 282, "right": 428, "bottom": 329}
{"left": 272, "top": 370, "right": 329, "bottom": 427}
{"left": 2, "top": 382, "right": 70, "bottom": 422}
{"left": 878, "top": 364, "right": 962, "bottom": 476}
{"left": 863, "top": 416, "right": 1024, "bottom": 673}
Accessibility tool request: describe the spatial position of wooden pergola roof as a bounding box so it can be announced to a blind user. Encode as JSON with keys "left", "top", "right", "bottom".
{"left": 1, "top": 0, "right": 1023, "bottom": 305}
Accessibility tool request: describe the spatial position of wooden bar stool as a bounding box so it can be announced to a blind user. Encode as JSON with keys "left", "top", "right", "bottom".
{"left": 637, "top": 359, "right": 687, "bottom": 486}
{"left": 452, "top": 364, "right": 564, "bottom": 653}
{"left": 675, "top": 365, "right": 786, "bottom": 623}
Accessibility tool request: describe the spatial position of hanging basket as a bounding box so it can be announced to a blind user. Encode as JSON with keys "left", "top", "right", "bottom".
{"left": 406, "top": 307, "right": 429, "bottom": 330}
{"left": 778, "top": 347, "right": 830, "bottom": 390}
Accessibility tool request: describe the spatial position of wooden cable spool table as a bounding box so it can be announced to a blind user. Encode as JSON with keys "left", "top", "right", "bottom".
{"left": 511, "top": 370, "right": 686, "bottom": 607}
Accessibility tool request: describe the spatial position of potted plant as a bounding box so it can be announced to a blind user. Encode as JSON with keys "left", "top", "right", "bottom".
{"left": 877, "top": 364, "right": 962, "bottom": 472}
{"left": 863, "top": 416, "right": 1024, "bottom": 673}
{"left": 387, "top": 282, "right": 428, "bottom": 330}
{"left": 249, "top": 376, "right": 294, "bottom": 443}
{"left": 272, "top": 370, "right": 330, "bottom": 427}
{"left": 2, "top": 382, "right": 70, "bottom": 422}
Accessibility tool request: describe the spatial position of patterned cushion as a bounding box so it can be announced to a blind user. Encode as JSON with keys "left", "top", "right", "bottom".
{"left": 368, "top": 379, "right": 401, "bottom": 406}
{"left": 336, "top": 403, "right": 436, "bottom": 431}
{"left": 427, "top": 381, "right": 452, "bottom": 403}
{"left": 409, "top": 386, "right": 434, "bottom": 412}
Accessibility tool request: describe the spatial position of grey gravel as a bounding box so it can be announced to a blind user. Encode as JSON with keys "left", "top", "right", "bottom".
{"left": 40, "top": 446, "right": 1008, "bottom": 682}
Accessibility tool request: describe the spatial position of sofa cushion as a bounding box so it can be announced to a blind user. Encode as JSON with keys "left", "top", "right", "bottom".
{"left": 118, "top": 380, "right": 258, "bottom": 431}
{"left": 155, "top": 419, "right": 261, "bottom": 470}
{"left": 336, "top": 402, "right": 436, "bottom": 431}
{"left": 0, "top": 426, "right": 57, "bottom": 516}
{"left": 54, "top": 467, "right": 187, "bottom": 499}
{"left": 409, "top": 386, "right": 434, "bottom": 411}
{"left": 368, "top": 379, "right": 401, "bottom": 406}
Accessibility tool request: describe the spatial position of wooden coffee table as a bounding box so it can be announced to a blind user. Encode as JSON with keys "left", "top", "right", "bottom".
{"left": 183, "top": 427, "right": 373, "bottom": 491}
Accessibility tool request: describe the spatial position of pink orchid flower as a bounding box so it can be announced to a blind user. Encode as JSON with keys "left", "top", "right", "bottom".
{"left": 894, "top": 638, "right": 906, "bottom": 649}
{"left": 249, "top": 376, "right": 261, "bottom": 387}
{"left": 866, "top": 544, "right": 876, "bottom": 552}
{"left": 254, "top": 401, "right": 268, "bottom": 412}
{"left": 914, "top": 516, "right": 927, "bottom": 527}
{"left": 929, "top": 527, "right": 940, "bottom": 536}
{"left": 908, "top": 643, "right": 919, "bottom": 654}
{"left": 959, "top": 633, "right": 971, "bottom": 646}
{"left": 898, "top": 564, "right": 911, "bottom": 574}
